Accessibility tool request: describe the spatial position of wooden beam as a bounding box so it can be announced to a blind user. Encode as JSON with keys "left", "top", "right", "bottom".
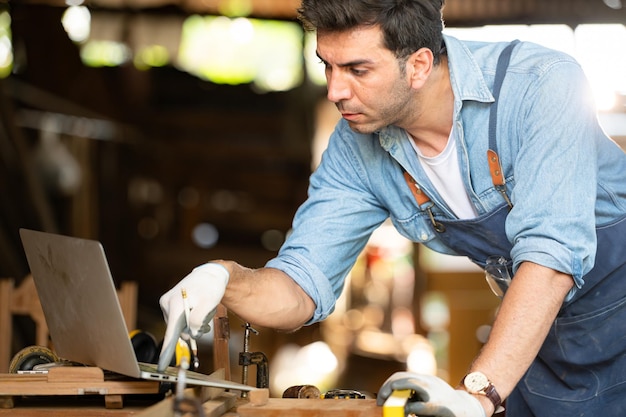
{"left": 236, "top": 398, "right": 383, "bottom": 417}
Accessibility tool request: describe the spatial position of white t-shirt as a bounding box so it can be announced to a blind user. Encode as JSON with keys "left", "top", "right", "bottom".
{"left": 410, "top": 133, "right": 477, "bottom": 219}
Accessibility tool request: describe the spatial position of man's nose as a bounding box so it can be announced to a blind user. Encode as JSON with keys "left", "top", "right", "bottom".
{"left": 326, "top": 72, "right": 351, "bottom": 103}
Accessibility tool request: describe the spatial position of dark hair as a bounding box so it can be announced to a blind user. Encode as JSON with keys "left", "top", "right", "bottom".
{"left": 298, "top": 0, "right": 446, "bottom": 64}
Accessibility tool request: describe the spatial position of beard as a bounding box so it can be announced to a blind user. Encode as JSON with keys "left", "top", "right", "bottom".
{"left": 339, "top": 75, "right": 417, "bottom": 135}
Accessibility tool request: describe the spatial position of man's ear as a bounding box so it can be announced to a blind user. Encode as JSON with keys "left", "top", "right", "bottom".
{"left": 405, "top": 47, "right": 434, "bottom": 89}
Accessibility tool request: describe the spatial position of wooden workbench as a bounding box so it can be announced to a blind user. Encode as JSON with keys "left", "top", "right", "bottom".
{"left": 0, "top": 366, "right": 163, "bottom": 416}
{"left": 0, "top": 398, "right": 158, "bottom": 417}
{"left": 236, "top": 398, "right": 382, "bottom": 417}
{"left": 1, "top": 357, "right": 383, "bottom": 417}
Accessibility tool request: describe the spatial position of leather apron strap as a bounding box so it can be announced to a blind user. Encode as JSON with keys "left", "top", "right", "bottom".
{"left": 404, "top": 40, "right": 520, "bottom": 221}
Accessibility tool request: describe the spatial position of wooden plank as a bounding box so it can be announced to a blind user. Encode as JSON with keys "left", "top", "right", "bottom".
{"left": 236, "top": 399, "right": 383, "bottom": 417}
{"left": 0, "top": 366, "right": 162, "bottom": 415}
{"left": 0, "top": 279, "right": 14, "bottom": 374}
{"left": 105, "top": 394, "right": 124, "bottom": 409}
{"left": 117, "top": 281, "right": 138, "bottom": 331}
{"left": 213, "top": 305, "right": 231, "bottom": 381}
{"left": 0, "top": 368, "right": 160, "bottom": 396}
{"left": 0, "top": 373, "right": 48, "bottom": 383}
{"left": 202, "top": 393, "right": 238, "bottom": 417}
{"left": 47, "top": 366, "right": 104, "bottom": 382}
{"left": 8, "top": 276, "right": 49, "bottom": 348}
{"left": 0, "top": 380, "right": 160, "bottom": 396}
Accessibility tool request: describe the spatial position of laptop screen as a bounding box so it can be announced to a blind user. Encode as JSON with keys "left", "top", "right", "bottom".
{"left": 20, "top": 229, "right": 142, "bottom": 378}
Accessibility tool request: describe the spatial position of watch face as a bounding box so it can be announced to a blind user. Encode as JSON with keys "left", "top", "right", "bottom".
{"left": 464, "top": 371, "right": 489, "bottom": 393}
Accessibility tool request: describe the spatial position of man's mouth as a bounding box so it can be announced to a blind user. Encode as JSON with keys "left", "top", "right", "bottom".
{"left": 341, "top": 112, "right": 360, "bottom": 121}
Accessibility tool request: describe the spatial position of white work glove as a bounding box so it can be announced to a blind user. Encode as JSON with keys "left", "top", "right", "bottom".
{"left": 157, "top": 263, "right": 229, "bottom": 371}
{"left": 376, "top": 372, "right": 486, "bottom": 417}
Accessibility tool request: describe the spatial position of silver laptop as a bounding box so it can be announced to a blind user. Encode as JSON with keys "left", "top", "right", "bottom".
{"left": 19, "top": 228, "right": 252, "bottom": 391}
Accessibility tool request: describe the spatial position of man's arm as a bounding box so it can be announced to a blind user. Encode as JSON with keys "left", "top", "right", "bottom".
{"left": 467, "top": 261, "right": 574, "bottom": 415}
{"left": 214, "top": 260, "right": 317, "bottom": 332}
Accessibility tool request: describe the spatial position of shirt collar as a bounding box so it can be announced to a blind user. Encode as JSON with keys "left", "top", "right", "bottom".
{"left": 443, "top": 34, "right": 494, "bottom": 105}
{"left": 379, "top": 34, "right": 494, "bottom": 150}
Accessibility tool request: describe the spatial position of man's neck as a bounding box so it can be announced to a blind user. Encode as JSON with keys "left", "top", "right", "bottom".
{"left": 404, "top": 55, "right": 454, "bottom": 157}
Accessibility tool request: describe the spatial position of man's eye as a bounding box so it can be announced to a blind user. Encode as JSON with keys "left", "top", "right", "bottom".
{"left": 351, "top": 68, "right": 367, "bottom": 76}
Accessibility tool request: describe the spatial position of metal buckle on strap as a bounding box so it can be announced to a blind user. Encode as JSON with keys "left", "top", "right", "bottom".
{"left": 495, "top": 184, "right": 513, "bottom": 210}
{"left": 423, "top": 201, "right": 446, "bottom": 233}
{"left": 403, "top": 171, "right": 446, "bottom": 233}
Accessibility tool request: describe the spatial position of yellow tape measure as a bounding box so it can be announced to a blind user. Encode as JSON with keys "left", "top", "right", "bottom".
{"left": 383, "top": 389, "right": 413, "bottom": 417}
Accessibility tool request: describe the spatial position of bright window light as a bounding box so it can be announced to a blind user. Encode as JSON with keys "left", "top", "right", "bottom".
{"left": 134, "top": 44, "right": 170, "bottom": 69}
{"left": 81, "top": 40, "right": 131, "bottom": 67}
{"left": 270, "top": 342, "right": 339, "bottom": 396}
{"left": 444, "top": 24, "right": 576, "bottom": 54}
{"left": 0, "top": 11, "right": 12, "bottom": 78}
{"left": 575, "top": 24, "right": 626, "bottom": 111}
{"left": 62, "top": 5, "right": 91, "bottom": 43}
{"left": 177, "top": 15, "right": 303, "bottom": 91}
{"left": 218, "top": 0, "right": 253, "bottom": 18}
{"left": 304, "top": 31, "right": 326, "bottom": 86}
{"left": 444, "top": 24, "right": 626, "bottom": 112}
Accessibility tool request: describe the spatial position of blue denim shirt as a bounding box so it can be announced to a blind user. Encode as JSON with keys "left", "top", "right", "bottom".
{"left": 266, "top": 35, "right": 626, "bottom": 324}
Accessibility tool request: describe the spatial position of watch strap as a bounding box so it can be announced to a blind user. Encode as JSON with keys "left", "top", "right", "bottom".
{"left": 483, "top": 382, "right": 503, "bottom": 412}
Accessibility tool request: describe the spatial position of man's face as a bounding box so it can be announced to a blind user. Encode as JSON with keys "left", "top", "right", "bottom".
{"left": 316, "top": 25, "right": 415, "bottom": 134}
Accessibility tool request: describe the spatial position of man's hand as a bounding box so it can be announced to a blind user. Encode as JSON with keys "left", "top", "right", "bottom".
{"left": 157, "top": 263, "right": 229, "bottom": 371}
{"left": 377, "top": 372, "right": 486, "bottom": 417}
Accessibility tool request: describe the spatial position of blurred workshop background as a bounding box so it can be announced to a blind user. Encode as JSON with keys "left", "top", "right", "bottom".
{"left": 1, "top": 0, "right": 625, "bottom": 398}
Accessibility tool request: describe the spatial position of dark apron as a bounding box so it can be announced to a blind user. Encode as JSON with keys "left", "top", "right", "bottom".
{"left": 435, "top": 203, "right": 626, "bottom": 417}
{"left": 404, "top": 41, "right": 626, "bottom": 416}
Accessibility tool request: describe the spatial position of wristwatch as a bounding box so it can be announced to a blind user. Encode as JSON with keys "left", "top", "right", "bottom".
{"left": 462, "top": 371, "right": 504, "bottom": 413}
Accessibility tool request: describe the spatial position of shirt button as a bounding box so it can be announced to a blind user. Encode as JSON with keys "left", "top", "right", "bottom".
{"left": 420, "top": 232, "right": 429, "bottom": 241}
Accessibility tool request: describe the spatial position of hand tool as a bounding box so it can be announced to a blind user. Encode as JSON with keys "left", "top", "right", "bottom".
{"left": 181, "top": 288, "right": 200, "bottom": 370}
{"left": 239, "top": 322, "right": 269, "bottom": 396}
{"left": 383, "top": 389, "right": 412, "bottom": 417}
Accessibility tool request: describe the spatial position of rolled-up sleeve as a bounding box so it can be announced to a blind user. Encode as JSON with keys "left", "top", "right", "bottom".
{"left": 267, "top": 125, "right": 389, "bottom": 323}
{"left": 506, "top": 57, "right": 599, "bottom": 299}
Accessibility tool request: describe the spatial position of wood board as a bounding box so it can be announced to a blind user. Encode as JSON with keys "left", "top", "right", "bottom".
{"left": 0, "top": 366, "right": 161, "bottom": 410}
{"left": 236, "top": 398, "right": 383, "bottom": 417}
